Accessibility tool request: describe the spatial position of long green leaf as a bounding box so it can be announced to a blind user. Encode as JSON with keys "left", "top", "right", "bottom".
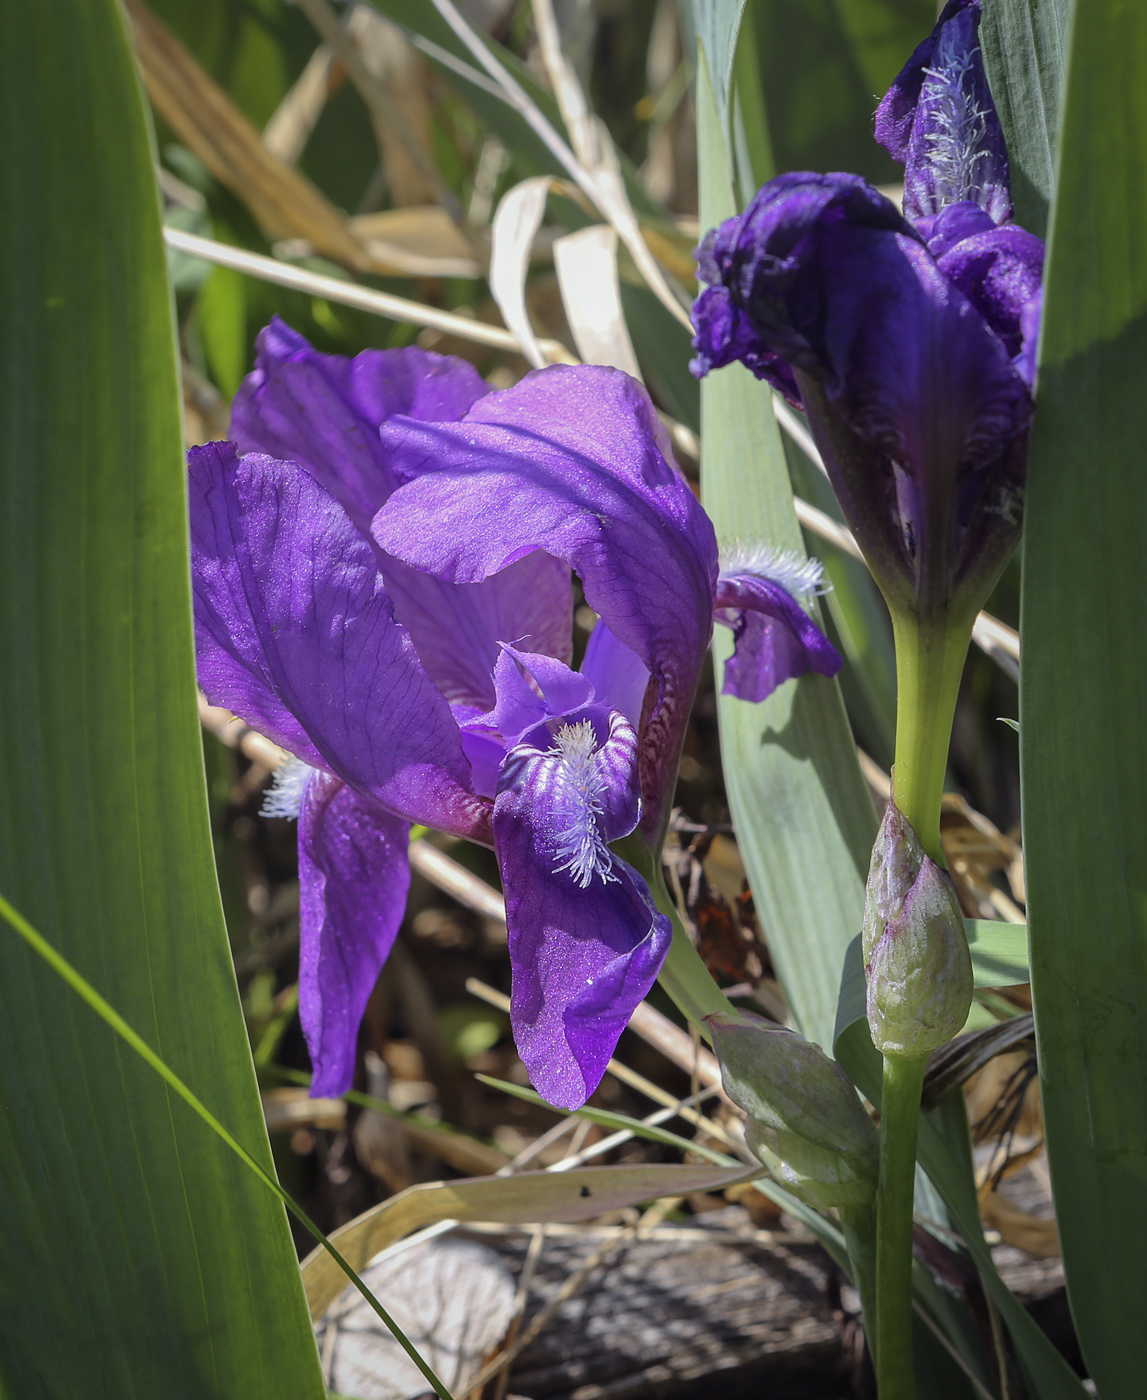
{"left": 736, "top": 0, "right": 931, "bottom": 185}
{"left": 980, "top": 0, "right": 1071, "bottom": 239}
{"left": 1020, "top": 1, "right": 1147, "bottom": 1392}
{"left": 693, "top": 44, "right": 876, "bottom": 1054}
{"left": 0, "top": 5, "right": 323, "bottom": 1395}
{"left": 834, "top": 944, "right": 1089, "bottom": 1399}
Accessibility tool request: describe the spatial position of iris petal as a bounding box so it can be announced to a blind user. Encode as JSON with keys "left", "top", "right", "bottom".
{"left": 373, "top": 365, "right": 719, "bottom": 836}
{"left": 231, "top": 316, "right": 490, "bottom": 535}
{"left": 297, "top": 773, "right": 411, "bottom": 1097}
{"left": 188, "top": 441, "right": 488, "bottom": 839}
{"left": 715, "top": 574, "right": 842, "bottom": 702}
{"left": 494, "top": 710, "right": 669, "bottom": 1109}
{"left": 875, "top": 0, "right": 1011, "bottom": 226}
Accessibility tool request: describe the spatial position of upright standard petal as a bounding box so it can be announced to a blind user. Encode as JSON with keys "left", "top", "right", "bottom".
{"left": 691, "top": 175, "right": 1033, "bottom": 611}
{"left": 373, "top": 366, "right": 719, "bottom": 836}
{"left": 875, "top": 0, "right": 1011, "bottom": 226}
{"left": 296, "top": 772, "right": 411, "bottom": 1097}
{"left": 494, "top": 710, "right": 670, "bottom": 1108}
{"left": 232, "top": 321, "right": 574, "bottom": 714}
{"left": 932, "top": 219, "right": 1044, "bottom": 364}
{"left": 230, "top": 317, "right": 490, "bottom": 534}
{"left": 189, "top": 441, "right": 488, "bottom": 839}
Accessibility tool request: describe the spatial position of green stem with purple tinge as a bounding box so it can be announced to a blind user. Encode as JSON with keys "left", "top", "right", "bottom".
{"left": 875, "top": 610, "right": 974, "bottom": 1396}
{"left": 889, "top": 612, "right": 975, "bottom": 865}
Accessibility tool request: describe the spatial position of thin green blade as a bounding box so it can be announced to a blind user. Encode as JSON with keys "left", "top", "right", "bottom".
{"left": 980, "top": 0, "right": 1071, "bottom": 239}
{"left": 1020, "top": 1, "right": 1147, "bottom": 1392}
{"left": 0, "top": 5, "right": 324, "bottom": 1395}
{"left": 693, "top": 43, "right": 876, "bottom": 1052}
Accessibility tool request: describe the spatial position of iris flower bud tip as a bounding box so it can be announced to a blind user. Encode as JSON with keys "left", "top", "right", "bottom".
{"left": 862, "top": 800, "right": 973, "bottom": 1058}
{"left": 708, "top": 1013, "right": 878, "bottom": 1210}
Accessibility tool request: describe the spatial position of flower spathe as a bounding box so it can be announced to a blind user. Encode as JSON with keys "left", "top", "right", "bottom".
{"left": 190, "top": 320, "right": 841, "bottom": 1109}
{"left": 691, "top": 0, "right": 1044, "bottom": 624}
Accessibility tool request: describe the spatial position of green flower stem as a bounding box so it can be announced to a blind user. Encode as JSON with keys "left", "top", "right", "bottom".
{"left": 840, "top": 1201, "right": 879, "bottom": 1366}
{"left": 890, "top": 612, "right": 975, "bottom": 865}
{"left": 875, "top": 1051, "right": 928, "bottom": 1400}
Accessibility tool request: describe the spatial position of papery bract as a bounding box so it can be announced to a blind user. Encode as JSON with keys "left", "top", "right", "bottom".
{"left": 190, "top": 323, "right": 841, "bottom": 1108}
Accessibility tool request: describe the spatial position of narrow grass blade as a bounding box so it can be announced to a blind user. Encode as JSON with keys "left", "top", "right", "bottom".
{"left": 693, "top": 47, "right": 877, "bottom": 1053}
{"left": 980, "top": 0, "right": 1071, "bottom": 238}
{"left": 0, "top": 6, "right": 323, "bottom": 1393}
{"left": 0, "top": 892, "right": 454, "bottom": 1400}
{"left": 1020, "top": 1, "right": 1147, "bottom": 1391}
{"left": 475, "top": 1075, "right": 733, "bottom": 1166}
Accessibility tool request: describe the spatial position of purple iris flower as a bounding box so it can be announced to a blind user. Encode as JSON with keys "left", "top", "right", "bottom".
{"left": 190, "top": 319, "right": 840, "bottom": 1110}
{"left": 691, "top": 0, "right": 1044, "bottom": 622}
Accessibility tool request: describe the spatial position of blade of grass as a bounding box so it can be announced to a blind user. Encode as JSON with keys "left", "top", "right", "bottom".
{"left": 475, "top": 1074, "right": 734, "bottom": 1167}
{"left": 693, "top": 41, "right": 877, "bottom": 1052}
{"left": 0, "top": 6, "right": 325, "bottom": 1392}
{"left": 0, "top": 890, "right": 455, "bottom": 1400}
{"left": 980, "top": 0, "right": 1070, "bottom": 239}
{"left": 1019, "top": 0, "right": 1147, "bottom": 1391}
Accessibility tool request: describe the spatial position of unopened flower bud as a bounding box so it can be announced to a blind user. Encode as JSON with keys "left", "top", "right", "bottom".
{"left": 862, "top": 800, "right": 972, "bottom": 1057}
{"left": 708, "top": 1013, "right": 878, "bottom": 1210}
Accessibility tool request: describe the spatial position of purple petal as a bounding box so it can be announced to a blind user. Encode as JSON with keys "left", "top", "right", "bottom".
{"left": 189, "top": 441, "right": 489, "bottom": 840}
{"left": 297, "top": 772, "right": 411, "bottom": 1097}
{"left": 714, "top": 574, "right": 842, "bottom": 702}
{"left": 373, "top": 366, "right": 719, "bottom": 836}
{"left": 934, "top": 220, "right": 1045, "bottom": 360}
{"left": 231, "top": 320, "right": 573, "bottom": 712}
{"left": 713, "top": 175, "right": 1031, "bottom": 488}
{"left": 689, "top": 283, "right": 802, "bottom": 402}
{"left": 580, "top": 620, "right": 651, "bottom": 730}
{"left": 1015, "top": 291, "right": 1042, "bottom": 388}
{"left": 231, "top": 317, "right": 490, "bottom": 536}
{"left": 875, "top": 0, "right": 1012, "bottom": 226}
{"left": 470, "top": 645, "right": 597, "bottom": 745}
{"left": 495, "top": 712, "right": 669, "bottom": 1108}
{"left": 383, "top": 552, "right": 574, "bottom": 714}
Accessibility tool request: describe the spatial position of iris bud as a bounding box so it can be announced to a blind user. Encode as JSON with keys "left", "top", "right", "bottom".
{"left": 708, "top": 1013, "right": 878, "bottom": 1210}
{"left": 862, "top": 799, "right": 972, "bottom": 1057}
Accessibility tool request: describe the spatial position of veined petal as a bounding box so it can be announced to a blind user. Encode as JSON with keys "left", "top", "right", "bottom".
{"left": 383, "top": 552, "right": 574, "bottom": 714}
{"left": 875, "top": 0, "right": 1011, "bottom": 226}
{"left": 495, "top": 711, "right": 669, "bottom": 1109}
{"left": 470, "top": 645, "right": 597, "bottom": 747}
{"left": 297, "top": 773, "right": 411, "bottom": 1097}
{"left": 231, "top": 317, "right": 490, "bottom": 535}
{"left": 580, "top": 620, "right": 651, "bottom": 730}
{"left": 373, "top": 365, "right": 719, "bottom": 836}
{"left": 189, "top": 441, "right": 488, "bottom": 840}
{"left": 714, "top": 572, "right": 842, "bottom": 703}
{"left": 231, "top": 320, "right": 574, "bottom": 713}
{"left": 934, "top": 220, "right": 1044, "bottom": 362}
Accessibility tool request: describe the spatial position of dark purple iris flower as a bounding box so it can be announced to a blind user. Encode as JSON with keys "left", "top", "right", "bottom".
{"left": 691, "top": 0, "right": 1044, "bottom": 621}
{"left": 190, "top": 319, "right": 841, "bottom": 1109}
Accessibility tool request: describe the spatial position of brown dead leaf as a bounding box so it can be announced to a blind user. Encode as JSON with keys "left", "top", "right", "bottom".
{"left": 980, "top": 1187, "right": 1060, "bottom": 1258}
{"left": 125, "top": 0, "right": 373, "bottom": 270}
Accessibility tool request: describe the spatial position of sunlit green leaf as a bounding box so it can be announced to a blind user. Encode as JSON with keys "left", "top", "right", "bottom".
{"left": 980, "top": 0, "right": 1070, "bottom": 238}
{"left": 1020, "top": 0, "right": 1147, "bottom": 1391}
{"left": 0, "top": 5, "right": 324, "bottom": 1394}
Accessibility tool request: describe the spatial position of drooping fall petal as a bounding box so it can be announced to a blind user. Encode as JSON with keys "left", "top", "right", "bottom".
{"left": 188, "top": 441, "right": 487, "bottom": 839}
{"left": 296, "top": 773, "right": 411, "bottom": 1097}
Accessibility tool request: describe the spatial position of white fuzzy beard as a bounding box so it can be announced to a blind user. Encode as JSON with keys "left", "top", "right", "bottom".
{"left": 718, "top": 540, "right": 828, "bottom": 601}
